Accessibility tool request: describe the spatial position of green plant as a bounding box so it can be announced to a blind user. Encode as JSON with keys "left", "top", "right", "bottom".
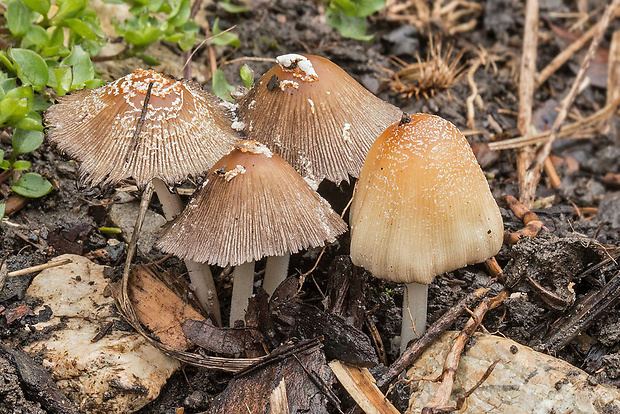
{"left": 0, "top": 0, "right": 107, "bottom": 218}
{"left": 111, "top": 0, "right": 200, "bottom": 63}
{"left": 325, "top": 0, "right": 385, "bottom": 41}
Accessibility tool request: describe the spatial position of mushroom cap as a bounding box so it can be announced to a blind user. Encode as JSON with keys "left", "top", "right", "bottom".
{"left": 156, "top": 140, "right": 348, "bottom": 267}
{"left": 44, "top": 68, "right": 239, "bottom": 187}
{"left": 236, "top": 54, "right": 401, "bottom": 187}
{"left": 350, "top": 114, "right": 504, "bottom": 284}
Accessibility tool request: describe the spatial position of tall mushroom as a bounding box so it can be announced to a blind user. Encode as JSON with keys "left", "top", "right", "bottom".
{"left": 350, "top": 113, "right": 504, "bottom": 352}
{"left": 237, "top": 53, "right": 401, "bottom": 187}
{"left": 156, "top": 140, "right": 348, "bottom": 326}
{"left": 236, "top": 53, "right": 401, "bottom": 293}
{"left": 44, "top": 68, "right": 239, "bottom": 324}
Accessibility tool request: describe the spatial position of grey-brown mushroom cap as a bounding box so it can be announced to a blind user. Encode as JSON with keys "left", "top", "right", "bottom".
{"left": 44, "top": 69, "right": 239, "bottom": 188}
{"left": 156, "top": 140, "right": 348, "bottom": 267}
{"left": 236, "top": 54, "right": 402, "bottom": 187}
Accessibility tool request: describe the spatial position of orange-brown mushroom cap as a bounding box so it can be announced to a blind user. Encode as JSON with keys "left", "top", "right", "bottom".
{"left": 350, "top": 114, "right": 504, "bottom": 284}
{"left": 44, "top": 69, "right": 239, "bottom": 187}
{"left": 236, "top": 54, "right": 401, "bottom": 187}
{"left": 156, "top": 140, "right": 348, "bottom": 267}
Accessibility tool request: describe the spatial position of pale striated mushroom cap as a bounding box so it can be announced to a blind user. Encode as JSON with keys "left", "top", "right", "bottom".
{"left": 350, "top": 114, "right": 504, "bottom": 284}
{"left": 236, "top": 54, "right": 401, "bottom": 188}
{"left": 156, "top": 140, "right": 348, "bottom": 267}
{"left": 44, "top": 69, "right": 239, "bottom": 188}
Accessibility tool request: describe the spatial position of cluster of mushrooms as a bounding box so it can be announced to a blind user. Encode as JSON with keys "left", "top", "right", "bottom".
{"left": 44, "top": 54, "right": 503, "bottom": 353}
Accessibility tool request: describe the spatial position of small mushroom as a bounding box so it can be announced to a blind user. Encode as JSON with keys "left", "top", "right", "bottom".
{"left": 236, "top": 54, "right": 402, "bottom": 188}
{"left": 350, "top": 113, "right": 504, "bottom": 352}
{"left": 156, "top": 140, "right": 348, "bottom": 326}
{"left": 44, "top": 69, "right": 239, "bottom": 324}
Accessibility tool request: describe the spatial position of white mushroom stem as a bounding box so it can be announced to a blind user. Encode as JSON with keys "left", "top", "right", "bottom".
{"left": 400, "top": 282, "right": 428, "bottom": 353}
{"left": 229, "top": 261, "right": 255, "bottom": 326}
{"left": 262, "top": 254, "right": 290, "bottom": 296}
{"left": 152, "top": 178, "right": 222, "bottom": 326}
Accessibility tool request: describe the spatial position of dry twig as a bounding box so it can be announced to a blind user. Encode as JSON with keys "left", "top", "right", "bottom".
{"left": 421, "top": 290, "right": 509, "bottom": 413}
{"left": 515, "top": 0, "right": 539, "bottom": 208}
{"left": 376, "top": 287, "right": 490, "bottom": 389}
{"left": 525, "top": 0, "right": 620, "bottom": 203}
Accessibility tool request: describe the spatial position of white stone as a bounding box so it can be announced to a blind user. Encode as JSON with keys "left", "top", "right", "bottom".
{"left": 406, "top": 332, "right": 620, "bottom": 414}
{"left": 25, "top": 255, "right": 179, "bottom": 414}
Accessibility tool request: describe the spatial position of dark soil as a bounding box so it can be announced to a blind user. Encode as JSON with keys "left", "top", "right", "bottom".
{"left": 1, "top": 0, "right": 620, "bottom": 413}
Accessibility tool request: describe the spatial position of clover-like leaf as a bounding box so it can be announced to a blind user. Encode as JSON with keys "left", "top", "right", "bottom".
{"left": 12, "top": 128, "right": 44, "bottom": 156}
{"left": 211, "top": 69, "right": 235, "bottom": 101}
{"left": 240, "top": 64, "right": 253, "bottom": 89}
{"left": 7, "top": 0, "right": 31, "bottom": 37}
{"left": 12, "top": 160, "right": 32, "bottom": 171}
{"left": 9, "top": 48, "right": 49, "bottom": 89}
{"left": 22, "top": 0, "right": 52, "bottom": 15}
{"left": 12, "top": 173, "right": 53, "bottom": 198}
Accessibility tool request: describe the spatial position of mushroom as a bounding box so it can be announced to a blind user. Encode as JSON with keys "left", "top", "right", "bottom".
{"left": 349, "top": 113, "right": 504, "bottom": 352}
{"left": 156, "top": 139, "right": 348, "bottom": 326}
{"left": 236, "top": 53, "right": 402, "bottom": 187}
{"left": 236, "top": 54, "right": 400, "bottom": 291}
{"left": 44, "top": 68, "right": 239, "bottom": 324}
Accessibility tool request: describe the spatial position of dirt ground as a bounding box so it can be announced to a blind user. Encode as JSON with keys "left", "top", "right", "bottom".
{"left": 1, "top": 0, "right": 620, "bottom": 413}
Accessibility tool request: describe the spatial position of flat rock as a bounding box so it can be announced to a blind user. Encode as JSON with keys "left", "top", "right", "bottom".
{"left": 25, "top": 254, "right": 179, "bottom": 414}
{"left": 407, "top": 332, "right": 620, "bottom": 414}
{"left": 108, "top": 201, "right": 166, "bottom": 254}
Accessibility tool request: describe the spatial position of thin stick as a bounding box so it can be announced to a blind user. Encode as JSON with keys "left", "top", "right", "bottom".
{"left": 422, "top": 290, "right": 509, "bottom": 413}
{"left": 7, "top": 258, "right": 72, "bottom": 278}
{"left": 536, "top": 7, "right": 620, "bottom": 87}
{"left": 121, "top": 181, "right": 155, "bottom": 310}
{"left": 531, "top": 0, "right": 620, "bottom": 176}
{"left": 376, "top": 287, "right": 489, "bottom": 389}
{"left": 488, "top": 97, "right": 620, "bottom": 149}
{"left": 516, "top": 0, "right": 539, "bottom": 208}
{"left": 125, "top": 82, "right": 154, "bottom": 164}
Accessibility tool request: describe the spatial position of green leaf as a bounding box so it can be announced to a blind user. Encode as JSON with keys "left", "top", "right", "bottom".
{"left": 60, "top": 46, "right": 96, "bottom": 88}
{"left": 217, "top": 0, "right": 250, "bottom": 13}
{"left": 9, "top": 48, "right": 49, "bottom": 89}
{"left": 0, "top": 97, "right": 31, "bottom": 127}
{"left": 356, "top": 0, "right": 385, "bottom": 16}
{"left": 136, "top": 53, "right": 161, "bottom": 66}
{"left": 211, "top": 69, "right": 235, "bottom": 101}
{"left": 51, "top": 66, "right": 73, "bottom": 96}
{"left": 0, "top": 51, "right": 16, "bottom": 75}
{"left": 15, "top": 111, "right": 43, "bottom": 131}
{"left": 12, "top": 160, "right": 32, "bottom": 171}
{"left": 11, "top": 173, "right": 53, "bottom": 198}
{"left": 7, "top": 0, "right": 31, "bottom": 37}
{"left": 0, "top": 203, "right": 5, "bottom": 220}
{"left": 12, "top": 129, "right": 44, "bottom": 156}
{"left": 22, "top": 0, "right": 51, "bottom": 15}
{"left": 325, "top": 11, "right": 374, "bottom": 41}
{"left": 0, "top": 150, "right": 4, "bottom": 163}
{"left": 239, "top": 64, "right": 253, "bottom": 89}
{"left": 52, "top": 0, "right": 88, "bottom": 24}
{"left": 0, "top": 160, "right": 10, "bottom": 170}
{"left": 210, "top": 18, "right": 240, "bottom": 47}
{"left": 167, "top": 0, "right": 190, "bottom": 27}
{"left": 64, "top": 18, "right": 102, "bottom": 41}
{"left": 23, "top": 25, "right": 49, "bottom": 49}
{"left": 0, "top": 78, "right": 18, "bottom": 95}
